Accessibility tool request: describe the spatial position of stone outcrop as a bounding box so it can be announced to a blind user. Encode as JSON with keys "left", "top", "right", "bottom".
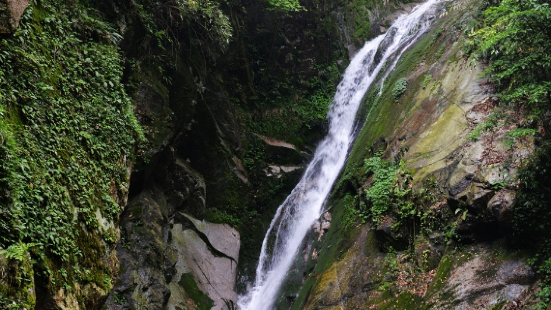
{"left": 168, "top": 216, "right": 240, "bottom": 310}
{"left": 0, "top": 0, "right": 29, "bottom": 33}
{"left": 428, "top": 244, "right": 537, "bottom": 310}
{"left": 487, "top": 189, "right": 515, "bottom": 229}
{"left": 105, "top": 147, "right": 240, "bottom": 309}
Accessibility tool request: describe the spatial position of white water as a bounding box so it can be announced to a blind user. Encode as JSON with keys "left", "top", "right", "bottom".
{"left": 238, "top": 1, "right": 440, "bottom": 309}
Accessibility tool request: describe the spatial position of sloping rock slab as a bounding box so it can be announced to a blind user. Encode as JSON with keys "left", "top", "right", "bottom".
{"left": 182, "top": 213, "right": 240, "bottom": 262}
{"left": 168, "top": 221, "right": 240, "bottom": 310}
{"left": 428, "top": 243, "right": 537, "bottom": 310}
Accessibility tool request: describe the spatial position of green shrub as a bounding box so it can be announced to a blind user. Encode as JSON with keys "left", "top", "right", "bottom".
{"left": 503, "top": 128, "right": 537, "bottom": 149}
{"left": 392, "top": 78, "right": 408, "bottom": 102}
{"left": 363, "top": 156, "right": 412, "bottom": 225}
{"left": 472, "top": 0, "right": 551, "bottom": 111}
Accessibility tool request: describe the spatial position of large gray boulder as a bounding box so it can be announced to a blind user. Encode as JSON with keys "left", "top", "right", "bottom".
{"left": 168, "top": 216, "right": 240, "bottom": 310}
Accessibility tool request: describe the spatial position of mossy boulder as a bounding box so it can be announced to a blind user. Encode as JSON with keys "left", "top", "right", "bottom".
{"left": 0, "top": 249, "right": 35, "bottom": 309}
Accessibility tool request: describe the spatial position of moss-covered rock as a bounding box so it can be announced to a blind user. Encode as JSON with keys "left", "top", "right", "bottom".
{"left": 0, "top": 248, "right": 35, "bottom": 309}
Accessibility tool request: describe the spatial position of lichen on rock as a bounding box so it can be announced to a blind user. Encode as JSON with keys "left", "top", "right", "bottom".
{"left": 0, "top": 0, "right": 29, "bottom": 33}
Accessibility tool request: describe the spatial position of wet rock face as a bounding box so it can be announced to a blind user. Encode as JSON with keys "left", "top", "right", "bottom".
{"left": 0, "top": 0, "right": 29, "bottom": 33}
{"left": 105, "top": 148, "right": 240, "bottom": 309}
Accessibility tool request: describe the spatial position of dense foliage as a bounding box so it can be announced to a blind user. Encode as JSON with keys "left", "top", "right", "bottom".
{"left": 127, "top": 0, "right": 232, "bottom": 58}
{"left": 472, "top": 0, "right": 551, "bottom": 237}
{"left": 363, "top": 156, "right": 408, "bottom": 225}
{"left": 359, "top": 156, "right": 448, "bottom": 239}
{"left": 0, "top": 0, "right": 142, "bottom": 302}
{"left": 267, "top": 0, "right": 305, "bottom": 11}
{"left": 473, "top": 0, "right": 551, "bottom": 113}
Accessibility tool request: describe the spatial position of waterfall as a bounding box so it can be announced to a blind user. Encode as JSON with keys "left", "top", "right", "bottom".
{"left": 238, "top": 1, "right": 440, "bottom": 309}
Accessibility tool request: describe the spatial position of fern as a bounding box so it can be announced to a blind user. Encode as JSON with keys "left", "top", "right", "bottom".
{"left": 0, "top": 242, "right": 40, "bottom": 261}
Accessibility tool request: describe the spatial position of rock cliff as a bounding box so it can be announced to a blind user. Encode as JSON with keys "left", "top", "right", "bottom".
{"left": 1, "top": 0, "right": 549, "bottom": 309}
{"left": 286, "top": 0, "right": 546, "bottom": 309}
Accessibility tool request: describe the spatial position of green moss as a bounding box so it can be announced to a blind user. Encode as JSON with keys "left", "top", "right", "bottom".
{"left": 0, "top": 252, "right": 36, "bottom": 309}
{"left": 488, "top": 301, "right": 507, "bottom": 310}
{"left": 178, "top": 273, "right": 214, "bottom": 310}
{"left": 377, "top": 292, "right": 423, "bottom": 309}
{"left": 425, "top": 255, "right": 453, "bottom": 297}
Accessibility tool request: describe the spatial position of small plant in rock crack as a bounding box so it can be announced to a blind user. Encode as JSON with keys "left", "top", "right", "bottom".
{"left": 0, "top": 242, "right": 40, "bottom": 261}
{"left": 503, "top": 128, "right": 537, "bottom": 149}
{"left": 422, "top": 75, "right": 432, "bottom": 89}
{"left": 467, "top": 113, "right": 500, "bottom": 141}
{"left": 113, "top": 294, "right": 128, "bottom": 305}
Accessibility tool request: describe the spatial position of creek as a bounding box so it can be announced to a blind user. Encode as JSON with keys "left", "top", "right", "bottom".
{"left": 237, "top": 1, "right": 441, "bottom": 309}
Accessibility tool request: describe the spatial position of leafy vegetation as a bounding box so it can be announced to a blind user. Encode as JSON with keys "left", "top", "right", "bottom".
{"left": 266, "top": 0, "right": 305, "bottom": 11}
{"left": 466, "top": 112, "right": 500, "bottom": 141}
{"left": 514, "top": 140, "right": 551, "bottom": 240}
{"left": 392, "top": 78, "right": 408, "bottom": 102}
{"left": 363, "top": 155, "right": 414, "bottom": 226}
{"left": 472, "top": 0, "right": 551, "bottom": 113}
{"left": 0, "top": 243, "right": 40, "bottom": 261}
{"left": 472, "top": 1, "right": 551, "bottom": 308}
{"left": 0, "top": 0, "right": 144, "bottom": 302}
{"left": 362, "top": 156, "right": 450, "bottom": 232}
{"left": 503, "top": 128, "right": 537, "bottom": 149}
{"left": 128, "top": 0, "right": 232, "bottom": 57}
{"left": 341, "top": 194, "right": 362, "bottom": 231}
{"left": 422, "top": 75, "right": 432, "bottom": 89}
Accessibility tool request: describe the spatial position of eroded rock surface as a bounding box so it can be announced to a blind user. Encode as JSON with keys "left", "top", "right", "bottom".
{"left": 428, "top": 245, "right": 537, "bottom": 310}
{"left": 0, "top": 0, "right": 29, "bottom": 33}
{"left": 168, "top": 217, "right": 239, "bottom": 310}
{"left": 105, "top": 148, "right": 240, "bottom": 310}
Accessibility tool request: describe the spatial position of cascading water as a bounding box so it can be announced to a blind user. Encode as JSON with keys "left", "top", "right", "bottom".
{"left": 238, "top": 1, "right": 440, "bottom": 309}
